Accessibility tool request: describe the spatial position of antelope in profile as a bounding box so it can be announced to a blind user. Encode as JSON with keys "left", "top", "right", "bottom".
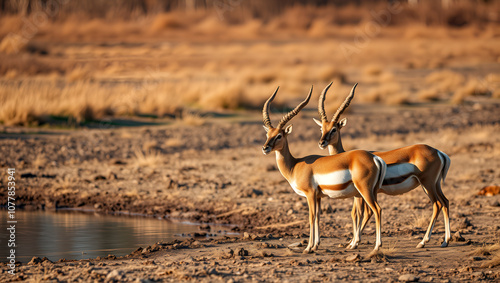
{"left": 262, "top": 86, "right": 387, "bottom": 253}
{"left": 314, "top": 82, "right": 451, "bottom": 249}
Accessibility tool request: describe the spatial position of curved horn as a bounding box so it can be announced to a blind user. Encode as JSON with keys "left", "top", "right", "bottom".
{"left": 277, "top": 85, "right": 313, "bottom": 129}
{"left": 331, "top": 83, "right": 358, "bottom": 123}
{"left": 318, "top": 82, "right": 333, "bottom": 122}
{"left": 263, "top": 86, "right": 279, "bottom": 128}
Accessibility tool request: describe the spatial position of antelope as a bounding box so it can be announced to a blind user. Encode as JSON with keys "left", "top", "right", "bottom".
{"left": 262, "top": 86, "right": 387, "bottom": 253}
{"left": 314, "top": 82, "right": 452, "bottom": 249}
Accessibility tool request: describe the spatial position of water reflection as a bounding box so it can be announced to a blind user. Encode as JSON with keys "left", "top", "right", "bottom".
{"left": 0, "top": 210, "right": 220, "bottom": 262}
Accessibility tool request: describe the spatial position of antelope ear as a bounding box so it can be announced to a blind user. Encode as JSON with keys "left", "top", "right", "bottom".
{"left": 338, "top": 118, "right": 347, "bottom": 129}
{"left": 313, "top": 118, "right": 322, "bottom": 127}
{"left": 263, "top": 125, "right": 270, "bottom": 132}
{"left": 284, "top": 124, "right": 293, "bottom": 135}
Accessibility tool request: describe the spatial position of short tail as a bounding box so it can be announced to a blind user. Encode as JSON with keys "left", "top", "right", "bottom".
{"left": 437, "top": 150, "right": 451, "bottom": 185}
{"left": 373, "top": 156, "right": 387, "bottom": 192}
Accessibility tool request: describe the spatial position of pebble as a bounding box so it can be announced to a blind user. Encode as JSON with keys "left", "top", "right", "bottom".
{"left": 398, "top": 274, "right": 419, "bottom": 282}
{"left": 345, "top": 254, "right": 360, "bottom": 262}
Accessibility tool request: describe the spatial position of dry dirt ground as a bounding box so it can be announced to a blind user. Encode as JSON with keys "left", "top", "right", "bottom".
{"left": 1, "top": 99, "right": 499, "bottom": 282}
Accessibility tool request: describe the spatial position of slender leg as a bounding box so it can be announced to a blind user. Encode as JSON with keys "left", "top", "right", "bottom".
{"left": 304, "top": 195, "right": 317, "bottom": 254}
{"left": 354, "top": 184, "right": 382, "bottom": 251}
{"left": 312, "top": 196, "right": 321, "bottom": 251}
{"left": 349, "top": 198, "right": 360, "bottom": 249}
{"left": 358, "top": 200, "right": 373, "bottom": 240}
{"left": 436, "top": 181, "right": 451, "bottom": 247}
{"left": 416, "top": 182, "right": 442, "bottom": 248}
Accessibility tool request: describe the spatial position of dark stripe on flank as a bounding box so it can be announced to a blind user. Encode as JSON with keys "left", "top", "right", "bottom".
{"left": 383, "top": 173, "right": 414, "bottom": 186}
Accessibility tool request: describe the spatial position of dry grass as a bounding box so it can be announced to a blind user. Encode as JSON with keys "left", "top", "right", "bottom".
{"left": 363, "top": 83, "right": 410, "bottom": 105}
{"left": 32, "top": 155, "right": 48, "bottom": 169}
{"left": 452, "top": 78, "right": 492, "bottom": 104}
{"left": 368, "top": 243, "right": 398, "bottom": 261}
{"left": 412, "top": 212, "right": 429, "bottom": 229}
{"left": 133, "top": 149, "right": 164, "bottom": 168}
{"left": 425, "top": 70, "right": 465, "bottom": 93}
{"left": 177, "top": 111, "right": 206, "bottom": 127}
{"left": 417, "top": 88, "right": 441, "bottom": 102}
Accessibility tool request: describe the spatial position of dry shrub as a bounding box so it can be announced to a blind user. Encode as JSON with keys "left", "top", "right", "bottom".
{"left": 0, "top": 80, "right": 115, "bottom": 125}
{"left": 316, "top": 66, "right": 346, "bottom": 84}
{"left": 198, "top": 83, "right": 245, "bottom": 110}
{"left": 178, "top": 110, "right": 206, "bottom": 126}
{"left": 133, "top": 149, "right": 164, "bottom": 168}
{"left": 150, "top": 13, "right": 186, "bottom": 32}
{"left": 368, "top": 244, "right": 397, "bottom": 261}
{"left": 364, "top": 83, "right": 410, "bottom": 105}
{"left": 363, "top": 64, "right": 383, "bottom": 77}
{"left": 66, "top": 66, "right": 93, "bottom": 82}
{"left": 425, "top": 70, "right": 465, "bottom": 93}
{"left": 417, "top": 88, "right": 441, "bottom": 102}
{"left": 451, "top": 78, "right": 491, "bottom": 104}
{"left": 0, "top": 33, "right": 27, "bottom": 54}
{"left": 412, "top": 212, "right": 428, "bottom": 229}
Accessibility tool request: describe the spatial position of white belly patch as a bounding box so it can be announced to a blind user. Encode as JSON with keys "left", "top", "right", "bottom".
{"left": 314, "top": 169, "right": 358, "bottom": 199}
{"left": 322, "top": 183, "right": 358, "bottom": 199}
{"left": 314, "top": 169, "right": 352, "bottom": 185}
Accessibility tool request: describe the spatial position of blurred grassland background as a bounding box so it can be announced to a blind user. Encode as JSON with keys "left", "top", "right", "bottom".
{"left": 0, "top": 0, "right": 499, "bottom": 126}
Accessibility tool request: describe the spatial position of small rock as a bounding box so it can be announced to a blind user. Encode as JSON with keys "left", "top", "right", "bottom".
{"left": 345, "top": 253, "right": 360, "bottom": 262}
{"left": 323, "top": 203, "right": 335, "bottom": 214}
{"left": 199, "top": 224, "right": 211, "bottom": 230}
{"left": 238, "top": 248, "right": 249, "bottom": 257}
{"left": 265, "top": 164, "right": 277, "bottom": 171}
{"left": 94, "top": 203, "right": 103, "bottom": 210}
{"left": 108, "top": 172, "right": 118, "bottom": 180}
{"left": 106, "top": 270, "right": 124, "bottom": 281}
{"left": 398, "top": 274, "right": 419, "bottom": 282}
{"left": 288, "top": 242, "right": 303, "bottom": 248}
{"left": 471, "top": 271, "right": 484, "bottom": 278}
{"left": 287, "top": 209, "right": 295, "bottom": 215}
{"left": 28, "top": 257, "right": 42, "bottom": 265}
{"left": 458, "top": 217, "right": 473, "bottom": 229}
{"left": 243, "top": 232, "right": 251, "bottom": 239}
{"left": 94, "top": 175, "right": 106, "bottom": 181}
{"left": 452, "top": 231, "right": 466, "bottom": 242}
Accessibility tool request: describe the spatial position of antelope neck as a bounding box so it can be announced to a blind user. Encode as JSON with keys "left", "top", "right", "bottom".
{"left": 275, "top": 138, "right": 297, "bottom": 181}
{"left": 328, "top": 133, "right": 345, "bottom": 155}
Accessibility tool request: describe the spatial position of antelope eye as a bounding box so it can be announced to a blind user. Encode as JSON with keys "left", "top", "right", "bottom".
{"left": 276, "top": 135, "right": 282, "bottom": 140}
{"left": 331, "top": 128, "right": 337, "bottom": 133}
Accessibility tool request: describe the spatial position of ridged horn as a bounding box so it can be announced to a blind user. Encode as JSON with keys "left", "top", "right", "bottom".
{"left": 318, "top": 82, "right": 333, "bottom": 122}
{"left": 331, "top": 83, "right": 358, "bottom": 123}
{"left": 263, "top": 86, "right": 279, "bottom": 128}
{"left": 277, "top": 86, "right": 313, "bottom": 129}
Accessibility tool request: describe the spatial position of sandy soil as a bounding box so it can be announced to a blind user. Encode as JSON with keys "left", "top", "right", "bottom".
{"left": 1, "top": 99, "right": 499, "bottom": 282}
